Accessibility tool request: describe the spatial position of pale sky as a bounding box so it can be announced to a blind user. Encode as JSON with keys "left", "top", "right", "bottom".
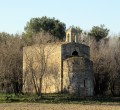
{"left": 0, "top": 0, "right": 120, "bottom": 34}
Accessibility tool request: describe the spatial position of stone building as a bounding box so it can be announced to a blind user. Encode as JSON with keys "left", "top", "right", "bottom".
{"left": 23, "top": 27, "right": 94, "bottom": 96}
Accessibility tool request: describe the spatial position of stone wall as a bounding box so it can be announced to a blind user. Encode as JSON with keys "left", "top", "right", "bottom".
{"left": 23, "top": 43, "right": 62, "bottom": 93}
{"left": 23, "top": 42, "right": 94, "bottom": 96}
{"left": 63, "top": 57, "right": 94, "bottom": 96}
{"left": 61, "top": 42, "right": 90, "bottom": 60}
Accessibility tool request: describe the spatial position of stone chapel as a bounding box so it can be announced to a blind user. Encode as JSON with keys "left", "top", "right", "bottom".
{"left": 23, "top": 27, "right": 94, "bottom": 96}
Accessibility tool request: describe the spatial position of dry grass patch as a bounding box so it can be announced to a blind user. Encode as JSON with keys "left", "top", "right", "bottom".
{"left": 0, "top": 103, "right": 120, "bottom": 110}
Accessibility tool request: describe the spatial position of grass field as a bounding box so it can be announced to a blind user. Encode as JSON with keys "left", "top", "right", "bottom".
{"left": 0, "top": 103, "right": 120, "bottom": 110}
{"left": 0, "top": 93, "right": 120, "bottom": 104}
{"left": 0, "top": 93, "right": 119, "bottom": 110}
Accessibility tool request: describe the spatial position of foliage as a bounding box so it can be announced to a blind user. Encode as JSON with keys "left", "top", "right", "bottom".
{"left": 0, "top": 32, "right": 13, "bottom": 43}
{"left": 88, "top": 25, "right": 109, "bottom": 41}
{"left": 82, "top": 36, "right": 120, "bottom": 96}
{"left": 0, "top": 23, "right": 120, "bottom": 97}
{"left": 0, "top": 32, "right": 23, "bottom": 94}
{"left": 0, "top": 93, "right": 120, "bottom": 104}
{"left": 71, "top": 25, "right": 82, "bottom": 33}
{"left": 24, "top": 16, "right": 66, "bottom": 41}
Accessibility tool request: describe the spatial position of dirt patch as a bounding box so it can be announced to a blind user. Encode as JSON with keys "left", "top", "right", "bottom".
{"left": 0, "top": 103, "right": 120, "bottom": 110}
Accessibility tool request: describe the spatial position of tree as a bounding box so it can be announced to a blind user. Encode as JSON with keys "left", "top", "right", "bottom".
{"left": 88, "top": 25, "right": 109, "bottom": 42}
{"left": 23, "top": 32, "right": 59, "bottom": 98}
{"left": 0, "top": 32, "right": 13, "bottom": 43}
{"left": 0, "top": 33, "right": 23, "bottom": 94}
{"left": 23, "top": 16, "right": 66, "bottom": 41}
{"left": 84, "top": 36, "right": 120, "bottom": 95}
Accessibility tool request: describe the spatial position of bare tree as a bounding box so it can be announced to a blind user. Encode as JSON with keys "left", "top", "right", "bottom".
{"left": 0, "top": 34, "right": 23, "bottom": 94}
{"left": 23, "top": 32, "right": 59, "bottom": 97}
{"left": 84, "top": 36, "right": 120, "bottom": 95}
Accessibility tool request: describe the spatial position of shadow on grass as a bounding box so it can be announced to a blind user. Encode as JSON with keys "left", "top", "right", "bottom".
{"left": 41, "top": 94, "right": 120, "bottom": 104}
{"left": 0, "top": 93, "right": 120, "bottom": 104}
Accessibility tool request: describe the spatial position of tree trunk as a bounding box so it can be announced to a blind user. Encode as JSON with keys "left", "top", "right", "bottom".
{"left": 38, "top": 77, "right": 42, "bottom": 98}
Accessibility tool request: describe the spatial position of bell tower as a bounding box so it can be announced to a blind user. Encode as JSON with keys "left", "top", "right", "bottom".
{"left": 66, "top": 27, "right": 78, "bottom": 42}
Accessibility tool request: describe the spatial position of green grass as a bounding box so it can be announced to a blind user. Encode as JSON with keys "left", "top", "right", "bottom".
{"left": 0, "top": 93, "right": 120, "bottom": 104}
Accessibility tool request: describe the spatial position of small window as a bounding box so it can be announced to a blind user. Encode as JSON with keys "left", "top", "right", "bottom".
{"left": 84, "top": 80, "right": 86, "bottom": 87}
{"left": 72, "top": 51, "right": 78, "bottom": 56}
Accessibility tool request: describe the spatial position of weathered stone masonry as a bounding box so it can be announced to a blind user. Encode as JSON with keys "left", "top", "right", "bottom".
{"left": 23, "top": 27, "right": 95, "bottom": 96}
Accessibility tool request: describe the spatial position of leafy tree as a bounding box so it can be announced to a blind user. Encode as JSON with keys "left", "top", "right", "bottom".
{"left": 88, "top": 25, "right": 109, "bottom": 41}
{"left": 24, "top": 16, "right": 66, "bottom": 40}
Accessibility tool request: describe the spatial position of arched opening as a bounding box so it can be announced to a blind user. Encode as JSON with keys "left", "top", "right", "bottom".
{"left": 66, "top": 33, "right": 70, "bottom": 42}
{"left": 72, "top": 51, "right": 78, "bottom": 56}
{"left": 67, "top": 34, "right": 69, "bottom": 42}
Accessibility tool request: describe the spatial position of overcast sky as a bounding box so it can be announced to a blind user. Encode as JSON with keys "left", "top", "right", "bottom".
{"left": 0, "top": 0, "right": 120, "bottom": 34}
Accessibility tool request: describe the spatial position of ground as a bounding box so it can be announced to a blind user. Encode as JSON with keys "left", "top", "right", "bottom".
{"left": 0, "top": 103, "right": 119, "bottom": 110}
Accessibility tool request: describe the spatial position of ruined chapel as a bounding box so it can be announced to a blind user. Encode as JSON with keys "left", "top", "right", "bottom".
{"left": 23, "top": 27, "right": 95, "bottom": 96}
